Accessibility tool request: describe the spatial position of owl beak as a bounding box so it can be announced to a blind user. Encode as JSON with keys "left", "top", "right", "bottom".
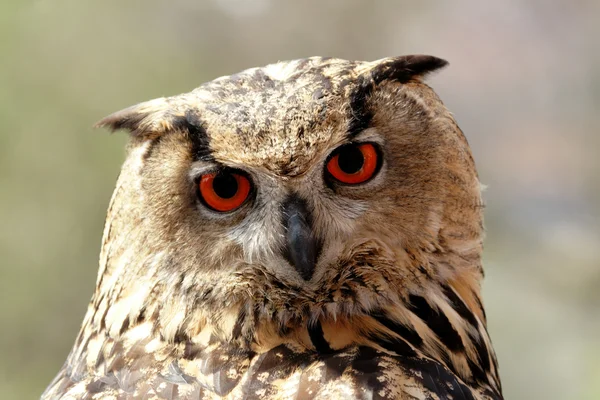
{"left": 282, "top": 195, "right": 321, "bottom": 281}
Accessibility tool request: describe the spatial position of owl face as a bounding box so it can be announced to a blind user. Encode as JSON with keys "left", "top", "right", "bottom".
{"left": 97, "top": 55, "right": 483, "bottom": 326}
{"left": 187, "top": 124, "right": 386, "bottom": 284}
{"left": 43, "top": 56, "right": 501, "bottom": 400}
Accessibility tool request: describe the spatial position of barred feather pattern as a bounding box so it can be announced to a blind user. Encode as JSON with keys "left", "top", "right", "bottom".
{"left": 44, "top": 239, "right": 501, "bottom": 399}
{"left": 43, "top": 55, "right": 502, "bottom": 399}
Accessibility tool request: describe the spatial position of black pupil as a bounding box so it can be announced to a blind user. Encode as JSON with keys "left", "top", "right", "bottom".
{"left": 337, "top": 145, "right": 364, "bottom": 174}
{"left": 213, "top": 173, "right": 238, "bottom": 199}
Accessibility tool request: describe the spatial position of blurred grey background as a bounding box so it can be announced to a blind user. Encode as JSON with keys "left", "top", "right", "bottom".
{"left": 1, "top": 1, "right": 598, "bottom": 399}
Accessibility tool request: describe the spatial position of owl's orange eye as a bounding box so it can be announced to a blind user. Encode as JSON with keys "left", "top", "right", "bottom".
{"left": 326, "top": 143, "right": 379, "bottom": 184}
{"left": 199, "top": 171, "right": 251, "bottom": 212}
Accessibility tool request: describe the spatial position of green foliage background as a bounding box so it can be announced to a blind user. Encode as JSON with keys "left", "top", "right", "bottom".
{"left": 1, "top": 1, "right": 599, "bottom": 399}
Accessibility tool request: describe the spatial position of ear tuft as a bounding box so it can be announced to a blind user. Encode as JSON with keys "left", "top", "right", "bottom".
{"left": 370, "top": 55, "right": 448, "bottom": 84}
{"left": 95, "top": 98, "right": 179, "bottom": 138}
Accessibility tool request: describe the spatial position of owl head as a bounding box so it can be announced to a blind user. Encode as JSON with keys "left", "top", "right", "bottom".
{"left": 92, "top": 55, "right": 486, "bottom": 352}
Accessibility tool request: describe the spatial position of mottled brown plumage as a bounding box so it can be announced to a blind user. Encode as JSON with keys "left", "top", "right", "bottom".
{"left": 43, "top": 55, "right": 502, "bottom": 399}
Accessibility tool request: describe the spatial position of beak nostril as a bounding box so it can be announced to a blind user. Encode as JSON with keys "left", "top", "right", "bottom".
{"left": 281, "top": 194, "right": 322, "bottom": 281}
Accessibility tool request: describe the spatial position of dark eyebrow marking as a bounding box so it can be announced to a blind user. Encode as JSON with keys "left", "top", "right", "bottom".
{"left": 346, "top": 55, "right": 448, "bottom": 139}
{"left": 347, "top": 76, "right": 375, "bottom": 139}
{"left": 173, "top": 109, "right": 215, "bottom": 162}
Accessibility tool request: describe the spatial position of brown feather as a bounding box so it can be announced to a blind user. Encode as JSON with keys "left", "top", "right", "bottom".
{"left": 43, "top": 55, "right": 502, "bottom": 400}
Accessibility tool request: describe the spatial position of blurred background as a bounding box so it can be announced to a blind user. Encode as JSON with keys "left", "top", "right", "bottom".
{"left": 1, "top": 1, "right": 598, "bottom": 398}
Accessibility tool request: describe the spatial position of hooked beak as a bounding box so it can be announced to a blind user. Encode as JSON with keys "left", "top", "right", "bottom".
{"left": 282, "top": 194, "right": 322, "bottom": 281}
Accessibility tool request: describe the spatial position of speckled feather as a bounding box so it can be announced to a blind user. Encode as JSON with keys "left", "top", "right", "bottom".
{"left": 43, "top": 55, "right": 502, "bottom": 399}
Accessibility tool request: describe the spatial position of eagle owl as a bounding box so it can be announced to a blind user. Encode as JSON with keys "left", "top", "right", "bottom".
{"left": 43, "top": 55, "right": 502, "bottom": 399}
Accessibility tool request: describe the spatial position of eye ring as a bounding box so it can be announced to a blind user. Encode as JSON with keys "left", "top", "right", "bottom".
{"left": 198, "top": 170, "right": 251, "bottom": 212}
{"left": 326, "top": 143, "right": 379, "bottom": 184}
